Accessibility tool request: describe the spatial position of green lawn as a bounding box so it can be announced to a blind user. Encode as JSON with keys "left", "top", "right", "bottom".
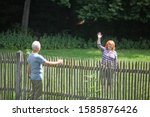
{"left": 0, "top": 48, "right": 150, "bottom": 62}
{"left": 40, "top": 49, "right": 150, "bottom": 62}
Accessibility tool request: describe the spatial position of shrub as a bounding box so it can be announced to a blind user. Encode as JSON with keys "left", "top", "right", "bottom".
{"left": 0, "top": 31, "right": 149, "bottom": 50}
{"left": 0, "top": 31, "right": 34, "bottom": 49}
{"left": 40, "top": 33, "right": 86, "bottom": 49}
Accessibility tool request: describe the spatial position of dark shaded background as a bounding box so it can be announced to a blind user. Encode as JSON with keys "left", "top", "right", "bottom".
{"left": 0, "top": 0, "right": 149, "bottom": 40}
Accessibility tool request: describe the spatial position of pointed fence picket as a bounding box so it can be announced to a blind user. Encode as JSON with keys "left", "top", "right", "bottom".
{"left": 0, "top": 52, "right": 149, "bottom": 100}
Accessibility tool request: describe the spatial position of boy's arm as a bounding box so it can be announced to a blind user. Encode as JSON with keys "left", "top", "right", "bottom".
{"left": 44, "top": 59, "right": 63, "bottom": 66}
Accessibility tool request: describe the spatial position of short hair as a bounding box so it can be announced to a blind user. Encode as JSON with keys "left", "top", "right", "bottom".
{"left": 105, "top": 40, "right": 116, "bottom": 51}
{"left": 32, "top": 41, "right": 41, "bottom": 50}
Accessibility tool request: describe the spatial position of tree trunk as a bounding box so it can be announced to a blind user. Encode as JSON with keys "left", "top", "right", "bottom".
{"left": 21, "top": 0, "right": 31, "bottom": 34}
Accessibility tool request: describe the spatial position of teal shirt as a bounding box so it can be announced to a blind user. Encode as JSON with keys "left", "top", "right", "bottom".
{"left": 27, "top": 53, "right": 47, "bottom": 80}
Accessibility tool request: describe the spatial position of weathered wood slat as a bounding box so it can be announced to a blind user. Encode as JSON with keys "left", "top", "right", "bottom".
{"left": 0, "top": 53, "right": 150, "bottom": 100}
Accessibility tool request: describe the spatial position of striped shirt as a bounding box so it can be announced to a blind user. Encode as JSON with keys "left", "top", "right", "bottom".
{"left": 97, "top": 40, "right": 117, "bottom": 69}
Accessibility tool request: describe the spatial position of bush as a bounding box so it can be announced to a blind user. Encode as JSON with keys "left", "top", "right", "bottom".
{"left": 40, "top": 33, "right": 86, "bottom": 49}
{"left": 0, "top": 31, "right": 149, "bottom": 50}
{"left": 102, "top": 36, "right": 150, "bottom": 49}
{"left": 0, "top": 31, "right": 34, "bottom": 49}
{"left": 117, "top": 38, "right": 150, "bottom": 49}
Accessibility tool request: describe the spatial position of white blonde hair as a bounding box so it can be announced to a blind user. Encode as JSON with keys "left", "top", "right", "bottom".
{"left": 32, "top": 41, "right": 41, "bottom": 50}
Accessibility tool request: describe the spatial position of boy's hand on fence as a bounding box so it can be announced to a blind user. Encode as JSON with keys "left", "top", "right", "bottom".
{"left": 58, "top": 59, "right": 63, "bottom": 65}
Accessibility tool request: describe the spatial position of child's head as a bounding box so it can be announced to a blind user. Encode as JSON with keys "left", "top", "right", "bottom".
{"left": 105, "top": 40, "right": 116, "bottom": 51}
{"left": 32, "top": 41, "right": 41, "bottom": 52}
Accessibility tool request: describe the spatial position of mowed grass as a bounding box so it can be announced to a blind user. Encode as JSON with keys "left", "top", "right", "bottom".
{"left": 40, "top": 49, "right": 150, "bottom": 62}
{"left": 0, "top": 49, "right": 150, "bottom": 62}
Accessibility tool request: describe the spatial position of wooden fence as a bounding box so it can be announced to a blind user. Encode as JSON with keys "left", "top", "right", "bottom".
{"left": 0, "top": 51, "right": 150, "bottom": 100}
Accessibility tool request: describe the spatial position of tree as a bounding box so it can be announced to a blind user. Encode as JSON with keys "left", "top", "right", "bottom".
{"left": 51, "top": 0, "right": 71, "bottom": 7}
{"left": 121, "top": 0, "right": 150, "bottom": 22}
{"left": 73, "top": 0, "right": 123, "bottom": 22}
{"left": 22, "top": 0, "right": 31, "bottom": 34}
{"left": 73, "top": 0, "right": 150, "bottom": 23}
{"left": 21, "top": 0, "right": 71, "bottom": 34}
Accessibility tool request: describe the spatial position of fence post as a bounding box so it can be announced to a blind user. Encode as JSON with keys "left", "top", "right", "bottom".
{"left": 16, "top": 51, "right": 23, "bottom": 100}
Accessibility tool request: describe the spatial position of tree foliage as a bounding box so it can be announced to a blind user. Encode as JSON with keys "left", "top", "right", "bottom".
{"left": 0, "top": 0, "right": 149, "bottom": 39}
{"left": 68, "top": 0, "right": 150, "bottom": 23}
{"left": 75, "top": 0, "right": 122, "bottom": 21}
{"left": 51, "top": 0, "right": 71, "bottom": 7}
{"left": 121, "top": 0, "right": 150, "bottom": 22}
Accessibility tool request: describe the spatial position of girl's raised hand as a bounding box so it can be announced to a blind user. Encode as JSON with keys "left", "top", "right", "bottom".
{"left": 97, "top": 32, "right": 102, "bottom": 38}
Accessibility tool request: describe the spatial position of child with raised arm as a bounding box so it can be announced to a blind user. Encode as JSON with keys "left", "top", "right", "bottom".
{"left": 97, "top": 32, "right": 118, "bottom": 89}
